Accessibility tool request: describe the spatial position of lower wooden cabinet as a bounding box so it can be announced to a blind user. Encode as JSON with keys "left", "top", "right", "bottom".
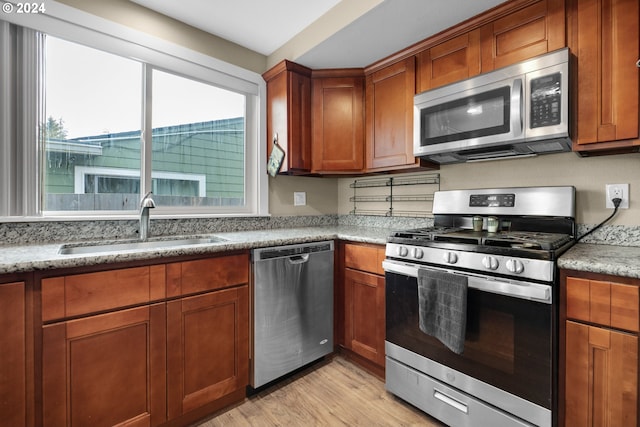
{"left": 565, "top": 321, "right": 637, "bottom": 427}
{"left": 561, "top": 271, "right": 640, "bottom": 427}
{"left": 0, "top": 280, "right": 32, "bottom": 427}
{"left": 344, "top": 268, "right": 385, "bottom": 366}
{"left": 42, "top": 304, "right": 167, "bottom": 427}
{"left": 341, "top": 243, "right": 386, "bottom": 374}
{"left": 40, "top": 253, "right": 250, "bottom": 427}
{"left": 167, "top": 286, "right": 248, "bottom": 419}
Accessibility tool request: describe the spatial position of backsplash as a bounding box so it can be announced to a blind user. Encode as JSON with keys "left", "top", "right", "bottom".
{"left": 0, "top": 215, "right": 338, "bottom": 246}
{"left": 0, "top": 215, "right": 638, "bottom": 247}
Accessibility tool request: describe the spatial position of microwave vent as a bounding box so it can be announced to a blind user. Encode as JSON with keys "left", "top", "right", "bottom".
{"left": 527, "top": 140, "right": 569, "bottom": 153}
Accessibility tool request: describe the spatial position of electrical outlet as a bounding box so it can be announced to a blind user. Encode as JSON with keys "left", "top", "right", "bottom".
{"left": 605, "top": 183, "right": 629, "bottom": 209}
{"left": 294, "top": 192, "right": 306, "bottom": 206}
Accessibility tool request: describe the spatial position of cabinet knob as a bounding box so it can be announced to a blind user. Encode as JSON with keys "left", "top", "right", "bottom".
{"left": 637, "top": 59, "right": 640, "bottom": 68}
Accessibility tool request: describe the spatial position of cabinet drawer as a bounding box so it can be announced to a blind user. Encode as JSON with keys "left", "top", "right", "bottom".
{"left": 566, "top": 276, "right": 639, "bottom": 332}
{"left": 42, "top": 265, "right": 166, "bottom": 322}
{"left": 167, "top": 253, "right": 249, "bottom": 297}
{"left": 344, "top": 243, "right": 385, "bottom": 275}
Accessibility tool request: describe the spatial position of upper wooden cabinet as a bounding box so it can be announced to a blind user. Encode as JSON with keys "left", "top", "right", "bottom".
{"left": 263, "top": 60, "right": 312, "bottom": 174}
{"left": 567, "top": 0, "right": 640, "bottom": 154}
{"left": 311, "top": 71, "right": 365, "bottom": 173}
{"left": 365, "top": 57, "right": 429, "bottom": 172}
{"left": 414, "top": 0, "right": 564, "bottom": 93}
{"left": 417, "top": 30, "right": 481, "bottom": 93}
{"left": 479, "top": 0, "right": 565, "bottom": 72}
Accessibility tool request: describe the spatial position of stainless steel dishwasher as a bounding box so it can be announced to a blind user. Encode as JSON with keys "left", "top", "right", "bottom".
{"left": 251, "top": 240, "right": 334, "bottom": 388}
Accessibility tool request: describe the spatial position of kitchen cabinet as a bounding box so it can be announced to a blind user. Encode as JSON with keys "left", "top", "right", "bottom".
{"left": 42, "top": 303, "right": 167, "bottom": 427}
{"left": 560, "top": 271, "right": 639, "bottom": 427}
{"left": 41, "top": 265, "right": 168, "bottom": 427}
{"left": 567, "top": 0, "right": 640, "bottom": 154}
{"left": 40, "top": 253, "right": 249, "bottom": 427}
{"left": 0, "top": 278, "right": 32, "bottom": 427}
{"left": 416, "top": 30, "right": 481, "bottom": 93}
{"left": 341, "top": 242, "right": 386, "bottom": 376}
{"left": 311, "top": 70, "right": 365, "bottom": 173}
{"left": 415, "top": 0, "right": 565, "bottom": 93}
{"left": 365, "top": 57, "right": 432, "bottom": 172}
{"left": 166, "top": 257, "right": 249, "bottom": 422}
{"left": 479, "top": 0, "right": 565, "bottom": 72}
{"left": 263, "top": 60, "right": 312, "bottom": 174}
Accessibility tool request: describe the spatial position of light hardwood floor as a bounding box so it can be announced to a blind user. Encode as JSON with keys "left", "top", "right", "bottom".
{"left": 195, "top": 355, "right": 446, "bottom": 426}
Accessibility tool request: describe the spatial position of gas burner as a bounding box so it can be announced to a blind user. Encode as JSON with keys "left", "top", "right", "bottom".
{"left": 391, "top": 227, "right": 463, "bottom": 241}
{"left": 390, "top": 228, "right": 573, "bottom": 252}
{"left": 484, "top": 231, "right": 574, "bottom": 250}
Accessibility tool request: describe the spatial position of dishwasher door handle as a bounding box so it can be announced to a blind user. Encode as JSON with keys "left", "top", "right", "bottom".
{"left": 288, "top": 254, "right": 310, "bottom": 264}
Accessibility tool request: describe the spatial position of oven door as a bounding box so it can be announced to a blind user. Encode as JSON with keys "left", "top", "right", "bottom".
{"left": 383, "top": 259, "right": 555, "bottom": 415}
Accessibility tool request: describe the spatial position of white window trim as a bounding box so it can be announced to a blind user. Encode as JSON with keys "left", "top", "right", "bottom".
{"left": 74, "top": 166, "right": 207, "bottom": 197}
{"left": 1, "top": 1, "right": 268, "bottom": 219}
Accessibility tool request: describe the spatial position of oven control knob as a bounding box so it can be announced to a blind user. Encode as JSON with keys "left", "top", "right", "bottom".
{"left": 412, "top": 248, "right": 424, "bottom": 259}
{"left": 396, "top": 246, "right": 409, "bottom": 257}
{"left": 506, "top": 259, "right": 524, "bottom": 274}
{"left": 482, "top": 256, "right": 499, "bottom": 270}
{"left": 443, "top": 252, "right": 458, "bottom": 264}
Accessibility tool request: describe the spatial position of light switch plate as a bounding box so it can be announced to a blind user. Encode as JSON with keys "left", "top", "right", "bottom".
{"left": 294, "top": 192, "right": 306, "bottom": 206}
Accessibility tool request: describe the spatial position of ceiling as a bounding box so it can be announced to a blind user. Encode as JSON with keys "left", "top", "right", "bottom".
{"left": 131, "top": 0, "right": 507, "bottom": 69}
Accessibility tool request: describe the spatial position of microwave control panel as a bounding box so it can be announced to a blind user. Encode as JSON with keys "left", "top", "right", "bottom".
{"left": 530, "top": 72, "right": 562, "bottom": 128}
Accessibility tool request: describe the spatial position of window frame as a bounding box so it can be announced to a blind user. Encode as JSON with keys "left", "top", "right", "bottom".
{"left": 1, "top": 1, "right": 268, "bottom": 219}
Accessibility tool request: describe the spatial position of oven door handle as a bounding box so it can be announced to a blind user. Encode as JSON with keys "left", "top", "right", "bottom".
{"left": 382, "top": 259, "right": 552, "bottom": 303}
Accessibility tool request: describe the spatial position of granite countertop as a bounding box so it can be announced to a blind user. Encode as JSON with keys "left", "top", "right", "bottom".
{"left": 558, "top": 243, "right": 640, "bottom": 279}
{"left": 0, "top": 226, "right": 392, "bottom": 274}
{"left": 3, "top": 224, "right": 639, "bottom": 279}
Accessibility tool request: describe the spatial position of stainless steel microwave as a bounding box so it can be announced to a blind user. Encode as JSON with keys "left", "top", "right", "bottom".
{"left": 414, "top": 48, "right": 571, "bottom": 164}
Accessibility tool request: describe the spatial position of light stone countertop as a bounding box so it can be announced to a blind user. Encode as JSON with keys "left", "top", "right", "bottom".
{"left": 2, "top": 225, "right": 639, "bottom": 279}
{"left": 0, "top": 226, "right": 393, "bottom": 274}
{"left": 558, "top": 243, "right": 640, "bottom": 279}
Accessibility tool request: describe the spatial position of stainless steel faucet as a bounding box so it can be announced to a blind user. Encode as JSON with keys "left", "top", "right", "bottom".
{"left": 139, "top": 191, "right": 156, "bottom": 241}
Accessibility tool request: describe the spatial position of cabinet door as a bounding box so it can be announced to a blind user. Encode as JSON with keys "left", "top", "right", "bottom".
{"left": 566, "top": 276, "right": 639, "bottom": 332}
{"left": 311, "top": 76, "right": 365, "bottom": 172}
{"left": 344, "top": 268, "right": 385, "bottom": 367}
{"left": 365, "top": 57, "right": 417, "bottom": 171}
{"left": 42, "top": 304, "right": 166, "bottom": 427}
{"left": 167, "top": 285, "right": 248, "bottom": 419}
{"left": 480, "top": 0, "right": 565, "bottom": 72}
{"left": 569, "top": 0, "right": 639, "bottom": 149}
{"left": 0, "top": 282, "right": 30, "bottom": 427}
{"left": 565, "top": 321, "right": 638, "bottom": 427}
{"left": 264, "top": 60, "right": 312, "bottom": 174}
{"left": 417, "top": 29, "right": 481, "bottom": 93}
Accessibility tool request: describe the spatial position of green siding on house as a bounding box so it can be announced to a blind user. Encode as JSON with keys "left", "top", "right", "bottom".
{"left": 44, "top": 118, "right": 245, "bottom": 210}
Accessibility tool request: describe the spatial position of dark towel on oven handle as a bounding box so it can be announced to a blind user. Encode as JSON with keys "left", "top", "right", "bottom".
{"left": 417, "top": 268, "right": 468, "bottom": 354}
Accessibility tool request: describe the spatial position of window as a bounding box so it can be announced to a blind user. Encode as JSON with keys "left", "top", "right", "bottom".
{"left": 44, "top": 37, "right": 250, "bottom": 213}
{"left": 44, "top": 37, "right": 142, "bottom": 212}
{"left": 0, "top": 10, "right": 266, "bottom": 218}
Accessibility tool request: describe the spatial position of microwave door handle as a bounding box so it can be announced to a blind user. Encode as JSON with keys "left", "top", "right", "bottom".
{"left": 511, "top": 78, "right": 523, "bottom": 137}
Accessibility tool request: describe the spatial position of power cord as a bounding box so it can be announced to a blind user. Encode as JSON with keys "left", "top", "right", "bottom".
{"left": 575, "top": 197, "right": 621, "bottom": 242}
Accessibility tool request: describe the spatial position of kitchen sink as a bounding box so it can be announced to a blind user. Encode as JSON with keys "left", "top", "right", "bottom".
{"left": 58, "top": 236, "right": 228, "bottom": 255}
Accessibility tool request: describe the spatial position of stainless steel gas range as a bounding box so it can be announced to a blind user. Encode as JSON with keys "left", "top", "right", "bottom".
{"left": 383, "top": 186, "right": 576, "bottom": 427}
